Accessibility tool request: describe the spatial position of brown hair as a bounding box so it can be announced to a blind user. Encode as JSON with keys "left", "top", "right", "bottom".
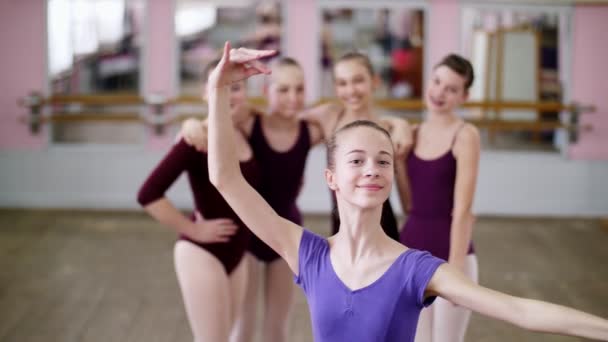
{"left": 326, "top": 120, "right": 392, "bottom": 170}
{"left": 272, "top": 56, "right": 301, "bottom": 69}
{"left": 435, "top": 54, "right": 475, "bottom": 90}
{"left": 334, "top": 51, "right": 375, "bottom": 77}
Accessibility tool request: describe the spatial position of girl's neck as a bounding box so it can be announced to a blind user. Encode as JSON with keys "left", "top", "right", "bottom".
{"left": 426, "top": 110, "right": 459, "bottom": 127}
{"left": 344, "top": 103, "right": 375, "bottom": 120}
{"left": 265, "top": 109, "right": 300, "bottom": 127}
{"left": 333, "top": 201, "right": 386, "bottom": 262}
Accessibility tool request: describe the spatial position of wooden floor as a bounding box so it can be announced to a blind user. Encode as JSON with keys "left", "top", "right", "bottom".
{"left": 0, "top": 209, "right": 606, "bottom": 342}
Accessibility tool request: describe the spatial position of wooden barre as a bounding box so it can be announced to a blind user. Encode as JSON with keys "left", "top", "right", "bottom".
{"left": 24, "top": 113, "right": 590, "bottom": 133}
{"left": 175, "top": 97, "right": 593, "bottom": 113}
{"left": 33, "top": 113, "right": 141, "bottom": 123}
{"left": 44, "top": 93, "right": 144, "bottom": 106}
{"left": 407, "top": 118, "right": 591, "bottom": 132}
{"left": 26, "top": 94, "right": 594, "bottom": 113}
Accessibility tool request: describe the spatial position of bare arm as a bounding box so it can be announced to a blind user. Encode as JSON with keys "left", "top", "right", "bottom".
{"left": 143, "top": 199, "right": 237, "bottom": 243}
{"left": 207, "top": 43, "right": 303, "bottom": 273}
{"left": 307, "top": 121, "right": 325, "bottom": 146}
{"left": 394, "top": 155, "right": 411, "bottom": 219}
{"left": 143, "top": 198, "right": 196, "bottom": 235}
{"left": 428, "top": 264, "right": 608, "bottom": 340}
{"left": 136, "top": 140, "right": 237, "bottom": 243}
{"left": 298, "top": 102, "right": 342, "bottom": 139}
{"left": 180, "top": 105, "right": 257, "bottom": 151}
{"left": 378, "top": 116, "right": 413, "bottom": 157}
{"left": 449, "top": 124, "right": 480, "bottom": 271}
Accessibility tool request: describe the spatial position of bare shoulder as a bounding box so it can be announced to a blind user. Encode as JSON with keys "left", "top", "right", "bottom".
{"left": 454, "top": 123, "right": 481, "bottom": 151}
{"left": 379, "top": 115, "right": 410, "bottom": 126}
{"left": 306, "top": 102, "right": 342, "bottom": 122}
{"left": 301, "top": 102, "right": 343, "bottom": 137}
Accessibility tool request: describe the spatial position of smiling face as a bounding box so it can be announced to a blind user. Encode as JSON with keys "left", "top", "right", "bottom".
{"left": 333, "top": 58, "right": 376, "bottom": 113}
{"left": 425, "top": 65, "right": 468, "bottom": 114}
{"left": 266, "top": 63, "right": 305, "bottom": 118}
{"left": 425, "top": 54, "right": 474, "bottom": 114}
{"left": 326, "top": 122, "right": 394, "bottom": 210}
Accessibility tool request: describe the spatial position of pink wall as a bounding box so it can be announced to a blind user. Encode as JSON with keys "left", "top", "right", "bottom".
{"left": 143, "top": 0, "right": 176, "bottom": 149}
{"left": 568, "top": 5, "right": 608, "bottom": 160}
{"left": 428, "top": 0, "right": 460, "bottom": 66}
{"left": 2, "top": 1, "right": 604, "bottom": 157}
{"left": 285, "top": 0, "right": 319, "bottom": 102}
{"left": 0, "top": 0, "right": 47, "bottom": 149}
{"left": 0, "top": 0, "right": 176, "bottom": 150}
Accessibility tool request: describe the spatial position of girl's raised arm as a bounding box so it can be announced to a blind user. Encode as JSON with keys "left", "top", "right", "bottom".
{"left": 206, "top": 42, "right": 303, "bottom": 274}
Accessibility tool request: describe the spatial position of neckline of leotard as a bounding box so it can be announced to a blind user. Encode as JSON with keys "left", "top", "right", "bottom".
{"left": 411, "top": 123, "right": 465, "bottom": 162}
{"left": 256, "top": 115, "right": 307, "bottom": 155}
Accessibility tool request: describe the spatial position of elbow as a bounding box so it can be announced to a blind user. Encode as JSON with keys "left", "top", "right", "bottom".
{"left": 136, "top": 193, "right": 146, "bottom": 207}
{"left": 208, "top": 156, "right": 240, "bottom": 192}
{"left": 208, "top": 169, "right": 231, "bottom": 192}
{"left": 508, "top": 298, "right": 539, "bottom": 331}
{"left": 137, "top": 188, "right": 155, "bottom": 207}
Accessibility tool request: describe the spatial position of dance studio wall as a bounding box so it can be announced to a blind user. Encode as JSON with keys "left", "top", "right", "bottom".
{"left": 0, "top": 1, "right": 606, "bottom": 217}
{"left": 568, "top": 5, "right": 608, "bottom": 160}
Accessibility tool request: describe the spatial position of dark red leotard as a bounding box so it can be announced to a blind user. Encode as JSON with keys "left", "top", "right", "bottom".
{"left": 137, "top": 139, "right": 260, "bottom": 274}
{"left": 247, "top": 115, "right": 311, "bottom": 262}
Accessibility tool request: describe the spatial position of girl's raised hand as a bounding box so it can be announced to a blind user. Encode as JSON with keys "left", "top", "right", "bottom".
{"left": 206, "top": 41, "right": 277, "bottom": 90}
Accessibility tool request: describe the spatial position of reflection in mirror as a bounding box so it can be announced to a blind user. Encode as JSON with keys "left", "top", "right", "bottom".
{"left": 47, "top": 0, "right": 145, "bottom": 144}
{"left": 48, "top": 0, "right": 144, "bottom": 95}
{"left": 463, "top": 7, "right": 563, "bottom": 151}
{"left": 176, "top": 0, "right": 283, "bottom": 97}
{"left": 319, "top": 7, "right": 425, "bottom": 100}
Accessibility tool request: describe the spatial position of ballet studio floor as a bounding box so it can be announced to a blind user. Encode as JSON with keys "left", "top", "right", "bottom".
{"left": 0, "top": 209, "right": 606, "bottom": 342}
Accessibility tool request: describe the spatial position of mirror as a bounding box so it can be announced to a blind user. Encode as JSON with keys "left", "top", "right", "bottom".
{"left": 176, "top": 0, "right": 283, "bottom": 97}
{"left": 318, "top": 6, "right": 426, "bottom": 100}
{"left": 47, "top": 0, "right": 146, "bottom": 144}
{"left": 462, "top": 7, "right": 564, "bottom": 151}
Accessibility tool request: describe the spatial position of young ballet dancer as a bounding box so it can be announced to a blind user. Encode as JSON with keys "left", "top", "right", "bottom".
{"left": 181, "top": 57, "right": 324, "bottom": 342}
{"left": 206, "top": 42, "right": 608, "bottom": 342}
{"left": 182, "top": 54, "right": 411, "bottom": 341}
{"left": 137, "top": 59, "right": 260, "bottom": 341}
{"left": 233, "top": 57, "right": 323, "bottom": 342}
{"left": 300, "top": 51, "right": 413, "bottom": 241}
{"left": 396, "top": 54, "right": 479, "bottom": 342}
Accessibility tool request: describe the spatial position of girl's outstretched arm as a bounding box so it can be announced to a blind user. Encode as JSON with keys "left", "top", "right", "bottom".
{"left": 427, "top": 264, "right": 608, "bottom": 340}
{"left": 207, "top": 42, "right": 303, "bottom": 274}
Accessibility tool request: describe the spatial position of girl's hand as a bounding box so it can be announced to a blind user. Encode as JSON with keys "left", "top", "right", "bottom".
{"left": 189, "top": 211, "right": 238, "bottom": 243}
{"left": 181, "top": 118, "right": 208, "bottom": 152}
{"left": 206, "top": 41, "right": 277, "bottom": 91}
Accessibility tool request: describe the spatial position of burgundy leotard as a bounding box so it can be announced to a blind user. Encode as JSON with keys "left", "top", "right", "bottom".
{"left": 137, "top": 139, "right": 261, "bottom": 274}
{"left": 399, "top": 125, "right": 475, "bottom": 261}
{"left": 247, "top": 115, "right": 311, "bottom": 262}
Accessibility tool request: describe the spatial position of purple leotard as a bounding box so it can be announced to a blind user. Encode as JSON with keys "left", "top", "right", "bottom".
{"left": 399, "top": 125, "right": 475, "bottom": 261}
{"left": 247, "top": 115, "right": 311, "bottom": 262}
{"left": 295, "top": 229, "right": 444, "bottom": 341}
{"left": 137, "top": 139, "right": 261, "bottom": 274}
